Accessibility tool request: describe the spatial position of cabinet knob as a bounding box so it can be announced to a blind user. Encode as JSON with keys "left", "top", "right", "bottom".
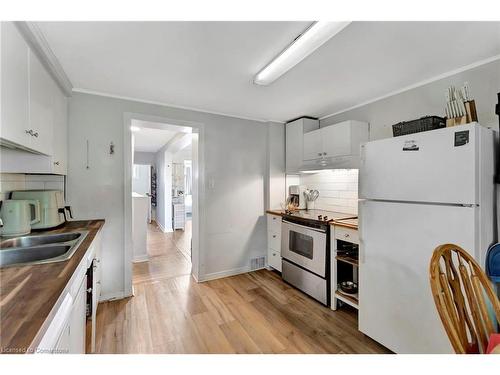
{"left": 344, "top": 234, "right": 350, "bottom": 238}
{"left": 25, "top": 129, "right": 34, "bottom": 136}
{"left": 33, "top": 132, "right": 39, "bottom": 138}
{"left": 323, "top": 152, "right": 327, "bottom": 155}
{"left": 54, "top": 161, "right": 60, "bottom": 166}
{"left": 272, "top": 253, "right": 276, "bottom": 256}
{"left": 318, "top": 153, "right": 322, "bottom": 156}
{"left": 272, "top": 235, "right": 276, "bottom": 238}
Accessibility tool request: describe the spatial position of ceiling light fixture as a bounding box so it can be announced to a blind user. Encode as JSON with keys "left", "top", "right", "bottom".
{"left": 130, "top": 126, "right": 141, "bottom": 132}
{"left": 254, "top": 21, "right": 351, "bottom": 86}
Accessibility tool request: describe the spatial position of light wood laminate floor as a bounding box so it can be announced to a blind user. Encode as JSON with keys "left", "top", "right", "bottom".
{"left": 91, "top": 223, "right": 390, "bottom": 354}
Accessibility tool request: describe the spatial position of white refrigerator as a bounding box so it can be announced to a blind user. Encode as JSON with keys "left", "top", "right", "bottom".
{"left": 358, "top": 122, "right": 496, "bottom": 353}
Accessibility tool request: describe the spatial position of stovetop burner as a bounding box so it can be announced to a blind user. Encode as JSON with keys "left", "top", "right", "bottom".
{"left": 282, "top": 209, "right": 356, "bottom": 224}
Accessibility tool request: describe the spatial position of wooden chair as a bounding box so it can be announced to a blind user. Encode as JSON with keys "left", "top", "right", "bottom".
{"left": 429, "top": 244, "right": 500, "bottom": 354}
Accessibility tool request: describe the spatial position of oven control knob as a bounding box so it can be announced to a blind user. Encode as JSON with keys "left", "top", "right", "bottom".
{"left": 323, "top": 216, "right": 328, "bottom": 220}
{"left": 318, "top": 215, "right": 322, "bottom": 220}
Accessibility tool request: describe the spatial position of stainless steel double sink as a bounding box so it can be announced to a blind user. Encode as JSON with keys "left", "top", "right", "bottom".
{"left": 0, "top": 231, "right": 88, "bottom": 268}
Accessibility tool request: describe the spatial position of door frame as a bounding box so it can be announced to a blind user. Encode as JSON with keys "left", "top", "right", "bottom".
{"left": 123, "top": 112, "right": 205, "bottom": 296}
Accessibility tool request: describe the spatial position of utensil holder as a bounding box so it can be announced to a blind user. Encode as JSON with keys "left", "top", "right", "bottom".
{"left": 446, "top": 100, "right": 478, "bottom": 127}
{"left": 306, "top": 200, "right": 315, "bottom": 210}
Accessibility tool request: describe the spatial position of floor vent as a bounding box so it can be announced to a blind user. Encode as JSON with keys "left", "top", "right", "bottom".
{"left": 250, "top": 256, "right": 266, "bottom": 270}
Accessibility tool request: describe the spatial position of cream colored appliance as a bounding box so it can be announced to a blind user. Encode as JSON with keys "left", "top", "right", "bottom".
{"left": 0, "top": 200, "right": 41, "bottom": 236}
{"left": 10, "top": 190, "right": 72, "bottom": 229}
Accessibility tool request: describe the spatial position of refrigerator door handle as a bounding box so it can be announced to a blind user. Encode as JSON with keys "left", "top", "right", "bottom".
{"left": 359, "top": 201, "right": 366, "bottom": 264}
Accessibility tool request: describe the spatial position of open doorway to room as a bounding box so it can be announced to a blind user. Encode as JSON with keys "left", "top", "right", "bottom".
{"left": 128, "top": 118, "right": 197, "bottom": 286}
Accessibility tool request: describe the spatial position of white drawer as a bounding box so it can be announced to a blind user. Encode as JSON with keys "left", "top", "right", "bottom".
{"left": 267, "top": 231, "right": 281, "bottom": 252}
{"left": 268, "top": 249, "right": 282, "bottom": 271}
{"left": 267, "top": 214, "right": 281, "bottom": 234}
{"left": 334, "top": 226, "right": 359, "bottom": 244}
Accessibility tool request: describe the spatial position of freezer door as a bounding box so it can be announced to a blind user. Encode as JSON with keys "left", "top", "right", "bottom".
{"left": 358, "top": 200, "right": 478, "bottom": 353}
{"left": 359, "top": 123, "right": 483, "bottom": 205}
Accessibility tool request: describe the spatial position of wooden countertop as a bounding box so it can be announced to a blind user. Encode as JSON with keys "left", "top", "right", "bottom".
{"left": 266, "top": 209, "right": 285, "bottom": 216}
{"left": 331, "top": 218, "right": 358, "bottom": 230}
{"left": 0, "top": 219, "right": 105, "bottom": 354}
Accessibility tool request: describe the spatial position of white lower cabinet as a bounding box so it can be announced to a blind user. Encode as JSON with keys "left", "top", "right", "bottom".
{"left": 36, "top": 230, "right": 103, "bottom": 354}
{"left": 68, "top": 277, "right": 87, "bottom": 353}
{"left": 266, "top": 213, "right": 282, "bottom": 272}
{"left": 54, "top": 323, "right": 70, "bottom": 354}
{"left": 39, "top": 273, "right": 86, "bottom": 354}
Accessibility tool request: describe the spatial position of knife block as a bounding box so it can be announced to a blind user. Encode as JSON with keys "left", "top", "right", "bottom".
{"left": 446, "top": 100, "right": 478, "bottom": 127}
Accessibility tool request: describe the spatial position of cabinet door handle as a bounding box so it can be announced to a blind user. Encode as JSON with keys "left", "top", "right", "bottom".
{"left": 33, "top": 132, "right": 39, "bottom": 138}
{"left": 25, "top": 129, "right": 33, "bottom": 136}
{"left": 54, "top": 161, "right": 60, "bottom": 166}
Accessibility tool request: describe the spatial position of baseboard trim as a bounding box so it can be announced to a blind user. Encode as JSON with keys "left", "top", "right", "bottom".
{"left": 132, "top": 254, "right": 149, "bottom": 263}
{"left": 156, "top": 221, "right": 173, "bottom": 233}
{"left": 197, "top": 265, "right": 265, "bottom": 282}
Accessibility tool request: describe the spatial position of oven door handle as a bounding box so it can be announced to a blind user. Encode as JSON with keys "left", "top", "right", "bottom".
{"left": 282, "top": 220, "right": 327, "bottom": 233}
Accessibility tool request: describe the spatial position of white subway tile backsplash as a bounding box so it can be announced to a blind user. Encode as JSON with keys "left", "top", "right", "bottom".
{"left": 44, "top": 181, "right": 65, "bottom": 190}
{"left": 298, "top": 169, "right": 358, "bottom": 215}
{"left": 0, "top": 173, "right": 65, "bottom": 202}
{"left": 25, "top": 174, "right": 64, "bottom": 183}
{"left": 25, "top": 181, "right": 45, "bottom": 190}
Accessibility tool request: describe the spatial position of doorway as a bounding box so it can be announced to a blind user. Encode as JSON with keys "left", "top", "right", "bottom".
{"left": 124, "top": 113, "right": 204, "bottom": 297}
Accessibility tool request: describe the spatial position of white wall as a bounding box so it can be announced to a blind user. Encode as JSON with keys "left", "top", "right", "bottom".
{"left": 172, "top": 146, "right": 192, "bottom": 163}
{"left": 67, "top": 92, "right": 268, "bottom": 298}
{"left": 266, "top": 122, "right": 286, "bottom": 210}
{"left": 134, "top": 151, "right": 156, "bottom": 166}
{"left": 321, "top": 60, "right": 500, "bottom": 137}
{"left": 132, "top": 164, "right": 150, "bottom": 195}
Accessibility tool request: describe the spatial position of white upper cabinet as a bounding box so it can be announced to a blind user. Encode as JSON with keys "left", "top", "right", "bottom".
{"left": 286, "top": 118, "right": 319, "bottom": 173}
{"left": 302, "top": 120, "right": 369, "bottom": 170}
{"left": 29, "top": 49, "right": 54, "bottom": 156}
{"left": 1, "top": 22, "right": 30, "bottom": 147}
{"left": 0, "top": 22, "right": 69, "bottom": 174}
{"left": 322, "top": 121, "right": 352, "bottom": 157}
{"left": 303, "top": 129, "right": 323, "bottom": 161}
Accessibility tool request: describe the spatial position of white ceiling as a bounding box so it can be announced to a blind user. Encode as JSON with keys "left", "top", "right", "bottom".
{"left": 133, "top": 126, "right": 178, "bottom": 153}
{"left": 38, "top": 21, "right": 500, "bottom": 122}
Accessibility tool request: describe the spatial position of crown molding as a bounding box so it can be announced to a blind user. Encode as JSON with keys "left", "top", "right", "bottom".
{"left": 73, "top": 88, "right": 285, "bottom": 124}
{"left": 15, "top": 21, "right": 73, "bottom": 97}
{"left": 319, "top": 54, "right": 500, "bottom": 121}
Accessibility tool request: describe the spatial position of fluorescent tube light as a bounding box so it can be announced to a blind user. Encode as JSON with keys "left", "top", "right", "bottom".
{"left": 254, "top": 21, "right": 351, "bottom": 86}
{"left": 300, "top": 169, "right": 330, "bottom": 174}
